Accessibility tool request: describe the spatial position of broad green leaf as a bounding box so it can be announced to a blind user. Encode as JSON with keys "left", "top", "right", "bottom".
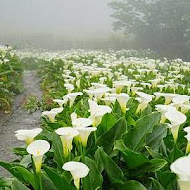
{"left": 41, "top": 172, "right": 57, "bottom": 190}
{"left": 133, "top": 159, "right": 167, "bottom": 176}
{"left": 11, "top": 180, "right": 30, "bottom": 190}
{"left": 150, "top": 178, "right": 165, "bottom": 190}
{"left": 117, "top": 180, "right": 147, "bottom": 190}
{"left": 83, "top": 157, "right": 103, "bottom": 190}
{"left": 52, "top": 132, "right": 64, "bottom": 169}
{"left": 97, "top": 147, "right": 125, "bottom": 184}
{"left": 0, "top": 178, "right": 12, "bottom": 188}
{"left": 0, "top": 162, "right": 36, "bottom": 189}
{"left": 115, "top": 140, "right": 149, "bottom": 169}
{"left": 125, "top": 112, "right": 161, "bottom": 151}
{"left": 97, "top": 113, "right": 116, "bottom": 137}
{"left": 44, "top": 166, "right": 75, "bottom": 190}
{"left": 96, "top": 118, "right": 127, "bottom": 154}
{"left": 146, "top": 124, "right": 167, "bottom": 150}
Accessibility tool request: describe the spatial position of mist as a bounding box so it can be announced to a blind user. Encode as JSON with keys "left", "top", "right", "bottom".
{"left": 0, "top": 0, "right": 116, "bottom": 49}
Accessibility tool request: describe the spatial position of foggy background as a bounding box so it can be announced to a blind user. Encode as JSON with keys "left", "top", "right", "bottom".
{"left": 0, "top": 0, "right": 190, "bottom": 60}
{"left": 0, "top": 0, "right": 118, "bottom": 49}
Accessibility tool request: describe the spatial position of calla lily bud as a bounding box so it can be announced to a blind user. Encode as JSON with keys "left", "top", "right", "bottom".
{"left": 171, "top": 156, "right": 190, "bottom": 190}
{"left": 27, "top": 140, "right": 50, "bottom": 173}
{"left": 55, "top": 127, "right": 79, "bottom": 158}
{"left": 15, "top": 128, "right": 43, "bottom": 145}
{"left": 63, "top": 161, "right": 89, "bottom": 189}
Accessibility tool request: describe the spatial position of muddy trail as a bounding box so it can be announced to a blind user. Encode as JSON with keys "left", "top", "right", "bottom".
{"left": 0, "top": 70, "right": 42, "bottom": 176}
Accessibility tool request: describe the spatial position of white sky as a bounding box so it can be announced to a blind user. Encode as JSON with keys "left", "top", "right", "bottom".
{"left": 0, "top": 0, "right": 114, "bottom": 38}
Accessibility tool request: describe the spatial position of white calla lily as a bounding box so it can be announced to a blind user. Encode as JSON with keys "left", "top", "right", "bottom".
{"left": 136, "top": 92, "right": 153, "bottom": 113}
{"left": 42, "top": 110, "right": 58, "bottom": 122}
{"left": 110, "top": 93, "right": 130, "bottom": 113}
{"left": 171, "top": 156, "right": 190, "bottom": 190}
{"left": 72, "top": 118, "right": 93, "bottom": 128}
{"left": 15, "top": 128, "right": 43, "bottom": 145}
{"left": 66, "top": 92, "right": 83, "bottom": 107}
{"left": 88, "top": 99, "right": 112, "bottom": 127}
{"left": 27, "top": 140, "right": 50, "bottom": 173}
{"left": 76, "top": 127, "right": 97, "bottom": 147}
{"left": 155, "top": 104, "right": 176, "bottom": 123}
{"left": 53, "top": 99, "right": 65, "bottom": 107}
{"left": 63, "top": 161, "right": 89, "bottom": 189}
{"left": 165, "top": 110, "right": 186, "bottom": 141}
{"left": 55, "top": 127, "right": 79, "bottom": 158}
{"left": 184, "top": 127, "right": 190, "bottom": 153}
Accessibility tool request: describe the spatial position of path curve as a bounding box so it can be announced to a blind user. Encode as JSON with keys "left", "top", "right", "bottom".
{"left": 0, "top": 70, "right": 42, "bottom": 176}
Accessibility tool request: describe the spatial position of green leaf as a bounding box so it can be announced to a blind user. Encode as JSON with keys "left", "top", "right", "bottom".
{"left": 146, "top": 124, "right": 167, "bottom": 150}
{"left": 44, "top": 165, "right": 75, "bottom": 190}
{"left": 117, "top": 180, "right": 147, "bottom": 190}
{"left": 83, "top": 157, "right": 103, "bottom": 190}
{"left": 52, "top": 132, "right": 64, "bottom": 169}
{"left": 125, "top": 112, "right": 161, "bottom": 151}
{"left": 133, "top": 159, "right": 167, "bottom": 176}
{"left": 114, "top": 140, "right": 149, "bottom": 169}
{"left": 96, "top": 118, "right": 127, "bottom": 154}
{"left": 150, "top": 178, "right": 165, "bottom": 190}
{"left": 41, "top": 172, "right": 57, "bottom": 190}
{"left": 97, "top": 147, "right": 125, "bottom": 184}
{"left": 0, "top": 178, "right": 12, "bottom": 188}
{"left": 11, "top": 180, "right": 30, "bottom": 190}
{"left": 97, "top": 113, "right": 116, "bottom": 137}
{"left": 0, "top": 162, "right": 36, "bottom": 189}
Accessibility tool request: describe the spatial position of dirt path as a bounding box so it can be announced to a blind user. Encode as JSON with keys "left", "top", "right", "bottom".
{"left": 0, "top": 70, "right": 42, "bottom": 176}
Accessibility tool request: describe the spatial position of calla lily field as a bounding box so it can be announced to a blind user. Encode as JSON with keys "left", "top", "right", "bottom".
{"left": 1, "top": 48, "right": 190, "bottom": 190}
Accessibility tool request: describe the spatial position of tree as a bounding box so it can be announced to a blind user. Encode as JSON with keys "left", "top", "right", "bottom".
{"left": 109, "top": 0, "right": 190, "bottom": 60}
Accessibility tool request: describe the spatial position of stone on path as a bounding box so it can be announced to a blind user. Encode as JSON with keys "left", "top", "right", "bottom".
{"left": 0, "top": 71, "right": 42, "bottom": 176}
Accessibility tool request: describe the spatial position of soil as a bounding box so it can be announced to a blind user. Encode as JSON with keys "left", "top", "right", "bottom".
{"left": 0, "top": 70, "right": 42, "bottom": 176}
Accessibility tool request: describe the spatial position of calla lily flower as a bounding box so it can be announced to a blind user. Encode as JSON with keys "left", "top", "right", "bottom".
{"left": 165, "top": 110, "right": 187, "bottom": 141}
{"left": 102, "top": 96, "right": 116, "bottom": 106}
{"left": 55, "top": 127, "right": 79, "bottom": 158}
{"left": 170, "top": 156, "right": 190, "bottom": 190}
{"left": 70, "top": 112, "right": 78, "bottom": 122}
{"left": 113, "top": 81, "right": 131, "bottom": 94}
{"left": 72, "top": 118, "right": 93, "bottom": 128}
{"left": 184, "top": 127, "right": 190, "bottom": 153}
{"left": 131, "top": 87, "right": 143, "bottom": 96}
{"left": 172, "top": 95, "right": 190, "bottom": 105}
{"left": 15, "top": 128, "right": 43, "bottom": 145}
{"left": 75, "top": 127, "right": 97, "bottom": 147}
{"left": 64, "top": 83, "right": 74, "bottom": 93}
{"left": 154, "top": 92, "right": 177, "bottom": 104}
{"left": 53, "top": 99, "right": 65, "bottom": 107}
{"left": 42, "top": 110, "right": 58, "bottom": 122}
{"left": 27, "top": 140, "right": 50, "bottom": 173}
{"left": 136, "top": 92, "right": 153, "bottom": 113}
{"left": 62, "top": 161, "right": 89, "bottom": 189}
{"left": 51, "top": 107, "right": 63, "bottom": 114}
{"left": 88, "top": 99, "right": 112, "bottom": 127}
{"left": 110, "top": 93, "right": 130, "bottom": 113}
{"left": 66, "top": 92, "right": 83, "bottom": 107}
{"left": 155, "top": 104, "right": 176, "bottom": 123}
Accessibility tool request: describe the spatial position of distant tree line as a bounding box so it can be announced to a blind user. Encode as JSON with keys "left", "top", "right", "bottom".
{"left": 109, "top": 0, "right": 190, "bottom": 60}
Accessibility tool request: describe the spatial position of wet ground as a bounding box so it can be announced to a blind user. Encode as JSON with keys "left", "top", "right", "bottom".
{"left": 0, "top": 71, "right": 42, "bottom": 176}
